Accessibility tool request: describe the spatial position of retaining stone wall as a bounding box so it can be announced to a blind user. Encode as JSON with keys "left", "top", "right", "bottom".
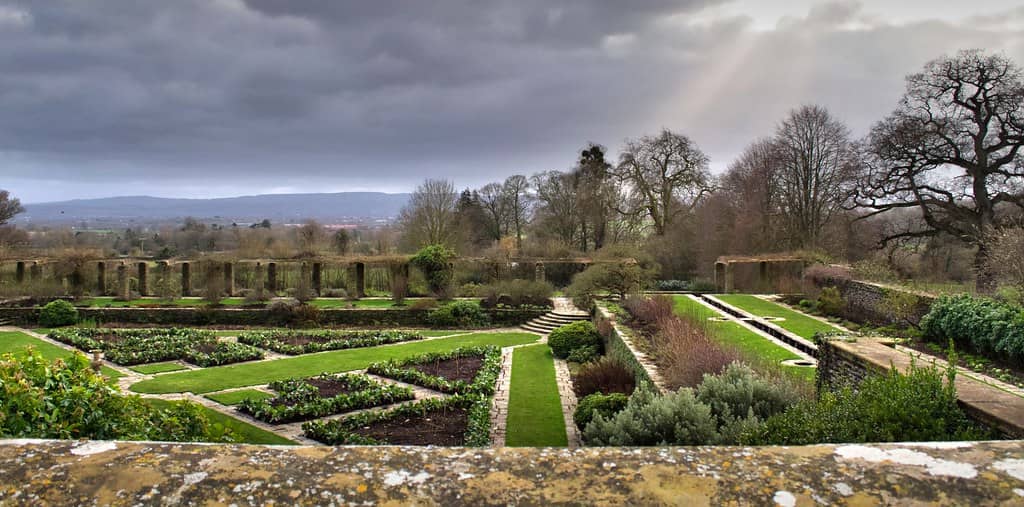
{"left": 592, "top": 304, "right": 666, "bottom": 393}
{"left": 811, "top": 277, "right": 935, "bottom": 326}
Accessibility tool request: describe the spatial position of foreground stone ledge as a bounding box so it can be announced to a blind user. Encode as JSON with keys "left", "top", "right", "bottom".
{"left": 2, "top": 440, "right": 1024, "bottom": 505}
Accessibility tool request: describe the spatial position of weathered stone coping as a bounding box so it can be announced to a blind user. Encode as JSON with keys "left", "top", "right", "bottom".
{"left": 3, "top": 439, "right": 1024, "bottom": 505}
{"left": 593, "top": 304, "right": 668, "bottom": 392}
{"left": 828, "top": 338, "right": 1024, "bottom": 438}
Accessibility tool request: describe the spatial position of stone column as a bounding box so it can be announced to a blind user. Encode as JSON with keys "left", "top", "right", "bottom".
{"left": 15, "top": 261, "right": 25, "bottom": 284}
{"left": 254, "top": 262, "right": 265, "bottom": 299}
{"left": 267, "top": 262, "right": 277, "bottom": 294}
{"left": 117, "top": 263, "right": 130, "bottom": 300}
{"left": 759, "top": 261, "right": 769, "bottom": 293}
{"left": 97, "top": 261, "right": 106, "bottom": 295}
{"left": 137, "top": 262, "right": 148, "bottom": 296}
{"left": 223, "top": 262, "right": 235, "bottom": 297}
{"left": 714, "top": 262, "right": 726, "bottom": 293}
{"left": 534, "top": 262, "right": 546, "bottom": 283}
{"left": 349, "top": 262, "right": 366, "bottom": 298}
{"left": 724, "top": 263, "right": 735, "bottom": 293}
{"left": 312, "top": 262, "right": 322, "bottom": 296}
{"left": 181, "top": 262, "right": 192, "bottom": 297}
{"left": 29, "top": 262, "right": 41, "bottom": 281}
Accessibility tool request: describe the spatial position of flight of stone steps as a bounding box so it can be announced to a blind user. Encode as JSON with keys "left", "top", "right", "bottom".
{"left": 521, "top": 300, "right": 590, "bottom": 335}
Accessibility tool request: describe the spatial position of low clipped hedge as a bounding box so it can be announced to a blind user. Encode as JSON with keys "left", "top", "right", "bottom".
{"left": 39, "top": 300, "right": 78, "bottom": 327}
{"left": 237, "top": 329, "right": 424, "bottom": 355}
{"left": 921, "top": 294, "right": 1024, "bottom": 363}
{"left": 548, "top": 321, "right": 603, "bottom": 359}
{"left": 366, "top": 346, "right": 501, "bottom": 395}
{"left": 302, "top": 394, "right": 491, "bottom": 446}
{"left": 48, "top": 327, "right": 264, "bottom": 367}
{"left": 238, "top": 373, "right": 414, "bottom": 424}
{"left": 573, "top": 392, "right": 628, "bottom": 430}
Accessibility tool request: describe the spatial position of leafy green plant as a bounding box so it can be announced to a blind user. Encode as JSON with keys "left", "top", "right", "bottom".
{"left": 920, "top": 293, "right": 1024, "bottom": 363}
{"left": 239, "top": 373, "right": 414, "bottom": 424}
{"left": 428, "top": 300, "right": 490, "bottom": 327}
{"left": 237, "top": 329, "right": 425, "bottom": 355}
{"left": 39, "top": 300, "right": 78, "bottom": 327}
{"left": 48, "top": 328, "right": 263, "bottom": 367}
{"left": 573, "top": 392, "right": 628, "bottom": 430}
{"left": 548, "top": 321, "right": 603, "bottom": 359}
{"left": 411, "top": 244, "right": 456, "bottom": 298}
{"left": 302, "top": 394, "right": 489, "bottom": 445}
{"left": 367, "top": 346, "right": 501, "bottom": 395}
{"left": 582, "top": 384, "right": 717, "bottom": 446}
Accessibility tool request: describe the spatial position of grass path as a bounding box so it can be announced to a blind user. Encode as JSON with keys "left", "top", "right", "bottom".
{"left": 715, "top": 294, "right": 841, "bottom": 340}
{"left": 131, "top": 332, "right": 540, "bottom": 394}
{"left": 671, "top": 296, "right": 814, "bottom": 383}
{"left": 505, "top": 344, "right": 567, "bottom": 447}
{"left": 0, "top": 331, "right": 124, "bottom": 379}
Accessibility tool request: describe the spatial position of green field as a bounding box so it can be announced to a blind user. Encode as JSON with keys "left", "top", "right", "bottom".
{"left": 130, "top": 361, "right": 188, "bottom": 374}
{"left": 206, "top": 389, "right": 274, "bottom": 406}
{"left": 145, "top": 398, "right": 294, "bottom": 445}
{"left": 715, "top": 294, "right": 841, "bottom": 340}
{"left": 672, "top": 296, "right": 814, "bottom": 382}
{"left": 0, "top": 331, "right": 124, "bottom": 380}
{"left": 505, "top": 344, "right": 567, "bottom": 447}
{"left": 131, "top": 332, "right": 540, "bottom": 394}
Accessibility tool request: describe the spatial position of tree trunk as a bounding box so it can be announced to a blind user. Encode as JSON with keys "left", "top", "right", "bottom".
{"left": 975, "top": 243, "right": 998, "bottom": 294}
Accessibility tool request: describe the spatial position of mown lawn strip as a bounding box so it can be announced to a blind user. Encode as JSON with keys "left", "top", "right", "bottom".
{"left": 505, "top": 344, "right": 567, "bottom": 447}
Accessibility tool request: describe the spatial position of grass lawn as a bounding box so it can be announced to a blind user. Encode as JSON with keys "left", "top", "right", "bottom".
{"left": 715, "top": 294, "right": 841, "bottom": 340}
{"left": 672, "top": 296, "right": 814, "bottom": 383}
{"left": 131, "top": 332, "right": 540, "bottom": 394}
{"left": 206, "top": 389, "right": 273, "bottom": 406}
{"left": 505, "top": 344, "right": 567, "bottom": 447}
{"left": 145, "top": 398, "right": 294, "bottom": 445}
{"left": 0, "top": 331, "right": 124, "bottom": 380}
{"left": 130, "top": 361, "right": 188, "bottom": 374}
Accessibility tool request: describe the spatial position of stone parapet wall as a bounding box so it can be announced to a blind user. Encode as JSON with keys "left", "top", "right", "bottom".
{"left": 811, "top": 277, "right": 936, "bottom": 326}
{"left": 3, "top": 439, "right": 1024, "bottom": 505}
{"left": 0, "top": 307, "right": 545, "bottom": 328}
{"left": 817, "top": 337, "right": 1024, "bottom": 438}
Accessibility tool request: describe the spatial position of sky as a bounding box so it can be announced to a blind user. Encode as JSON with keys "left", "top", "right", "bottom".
{"left": 1, "top": 0, "right": 1022, "bottom": 203}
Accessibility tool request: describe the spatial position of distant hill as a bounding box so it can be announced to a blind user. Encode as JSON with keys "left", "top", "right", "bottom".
{"left": 17, "top": 192, "right": 412, "bottom": 225}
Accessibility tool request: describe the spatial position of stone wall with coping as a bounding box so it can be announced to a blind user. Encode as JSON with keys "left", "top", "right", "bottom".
{"left": 809, "top": 277, "right": 935, "bottom": 326}
{"left": 0, "top": 307, "right": 545, "bottom": 328}
{"left": 2, "top": 439, "right": 1023, "bottom": 505}
{"left": 592, "top": 303, "right": 667, "bottom": 393}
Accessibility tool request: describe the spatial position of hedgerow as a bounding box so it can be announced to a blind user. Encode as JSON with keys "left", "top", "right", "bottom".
{"left": 236, "top": 329, "right": 424, "bottom": 355}
{"left": 366, "top": 346, "right": 501, "bottom": 395}
{"left": 238, "top": 373, "right": 414, "bottom": 424}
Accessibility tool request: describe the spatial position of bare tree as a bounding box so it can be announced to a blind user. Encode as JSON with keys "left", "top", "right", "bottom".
{"left": 398, "top": 179, "right": 459, "bottom": 249}
{"left": 531, "top": 170, "right": 580, "bottom": 248}
{"left": 721, "top": 138, "right": 784, "bottom": 252}
{"left": 854, "top": 50, "right": 1024, "bottom": 292}
{"left": 296, "top": 219, "right": 325, "bottom": 256}
{"left": 477, "top": 182, "right": 509, "bottom": 241}
{"left": 0, "top": 190, "right": 24, "bottom": 226}
{"left": 615, "top": 129, "right": 712, "bottom": 236}
{"left": 502, "top": 174, "right": 532, "bottom": 250}
{"left": 775, "top": 105, "right": 858, "bottom": 248}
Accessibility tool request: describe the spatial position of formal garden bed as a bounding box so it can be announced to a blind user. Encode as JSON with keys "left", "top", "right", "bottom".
{"left": 47, "top": 327, "right": 264, "bottom": 367}
{"left": 302, "top": 395, "right": 490, "bottom": 446}
{"left": 237, "top": 329, "right": 426, "bottom": 355}
{"left": 366, "top": 346, "right": 500, "bottom": 395}
{"left": 238, "top": 373, "right": 415, "bottom": 424}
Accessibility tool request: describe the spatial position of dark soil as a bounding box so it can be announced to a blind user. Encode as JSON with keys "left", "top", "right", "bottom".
{"left": 306, "top": 377, "right": 364, "bottom": 398}
{"left": 190, "top": 342, "right": 219, "bottom": 354}
{"left": 410, "top": 356, "right": 484, "bottom": 383}
{"left": 350, "top": 407, "right": 469, "bottom": 445}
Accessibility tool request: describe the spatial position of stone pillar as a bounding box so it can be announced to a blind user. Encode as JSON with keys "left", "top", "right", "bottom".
{"left": 534, "top": 262, "right": 546, "bottom": 283}
{"left": 29, "top": 262, "right": 41, "bottom": 281}
{"left": 97, "top": 261, "right": 106, "bottom": 295}
{"left": 223, "top": 262, "right": 235, "bottom": 297}
{"left": 117, "top": 263, "right": 129, "bottom": 300}
{"left": 724, "top": 263, "right": 735, "bottom": 293}
{"left": 759, "top": 261, "right": 769, "bottom": 293}
{"left": 350, "top": 262, "right": 365, "bottom": 298}
{"left": 267, "top": 262, "right": 277, "bottom": 294}
{"left": 181, "top": 262, "right": 192, "bottom": 297}
{"left": 312, "top": 262, "right": 322, "bottom": 296}
{"left": 15, "top": 261, "right": 25, "bottom": 284}
{"left": 714, "top": 262, "right": 726, "bottom": 293}
{"left": 254, "top": 262, "right": 265, "bottom": 298}
{"left": 137, "top": 262, "right": 148, "bottom": 296}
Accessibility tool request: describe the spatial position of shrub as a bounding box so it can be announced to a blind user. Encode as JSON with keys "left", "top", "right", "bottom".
{"left": 548, "top": 321, "right": 603, "bottom": 359}
{"left": 622, "top": 295, "right": 674, "bottom": 335}
{"left": 655, "top": 280, "right": 690, "bottom": 291}
{"left": 411, "top": 245, "right": 456, "bottom": 299}
{"left": 695, "top": 362, "right": 798, "bottom": 425}
{"left": 0, "top": 350, "right": 229, "bottom": 442}
{"left": 745, "top": 359, "right": 990, "bottom": 444}
{"left": 479, "top": 279, "right": 554, "bottom": 308}
{"left": 920, "top": 294, "right": 1024, "bottom": 362}
{"left": 574, "top": 392, "right": 628, "bottom": 430}
{"left": 566, "top": 345, "right": 601, "bottom": 363}
{"left": 39, "top": 300, "right": 78, "bottom": 327}
{"left": 583, "top": 385, "right": 717, "bottom": 446}
{"left": 428, "top": 300, "right": 490, "bottom": 328}
{"left": 816, "top": 286, "right": 845, "bottom": 317}
{"left": 566, "top": 261, "right": 655, "bottom": 308}
{"left": 572, "top": 357, "right": 636, "bottom": 398}
{"left": 650, "top": 315, "right": 740, "bottom": 388}
{"left": 802, "top": 264, "right": 851, "bottom": 299}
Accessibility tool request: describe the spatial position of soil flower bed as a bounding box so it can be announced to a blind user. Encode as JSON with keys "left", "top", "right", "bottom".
{"left": 302, "top": 395, "right": 491, "bottom": 446}
{"left": 366, "top": 346, "right": 501, "bottom": 395}
{"left": 237, "top": 329, "right": 425, "bottom": 355}
{"left": 48, "top": 328, "right": 263, "bottom": 367}
{"left": 238, "top": 373, "right": 415, "bottom": 424}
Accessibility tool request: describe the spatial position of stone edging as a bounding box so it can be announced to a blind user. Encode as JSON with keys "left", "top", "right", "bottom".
{"left": 593, "top": 304, "right": 668, "bottom": 393}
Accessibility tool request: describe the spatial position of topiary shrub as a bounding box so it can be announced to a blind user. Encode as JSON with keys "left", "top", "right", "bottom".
{"left": 427, "top": 300, "right": 490, "bottom": 328}
{"left": 572, "top": 356, "right": 636, "bottom": 398}
{"left": 548, "top": 321, "right": 602, "bottom": 359}
{"left": 574, "top": 392, "right": 628, "bottom": 430}
{"left": 39, "top": 300, "right": 78, "bottom": 327}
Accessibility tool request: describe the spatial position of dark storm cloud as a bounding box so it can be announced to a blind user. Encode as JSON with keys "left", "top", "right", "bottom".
{"left": 0, "top": 0, "right": 1021, "bottom": 202}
